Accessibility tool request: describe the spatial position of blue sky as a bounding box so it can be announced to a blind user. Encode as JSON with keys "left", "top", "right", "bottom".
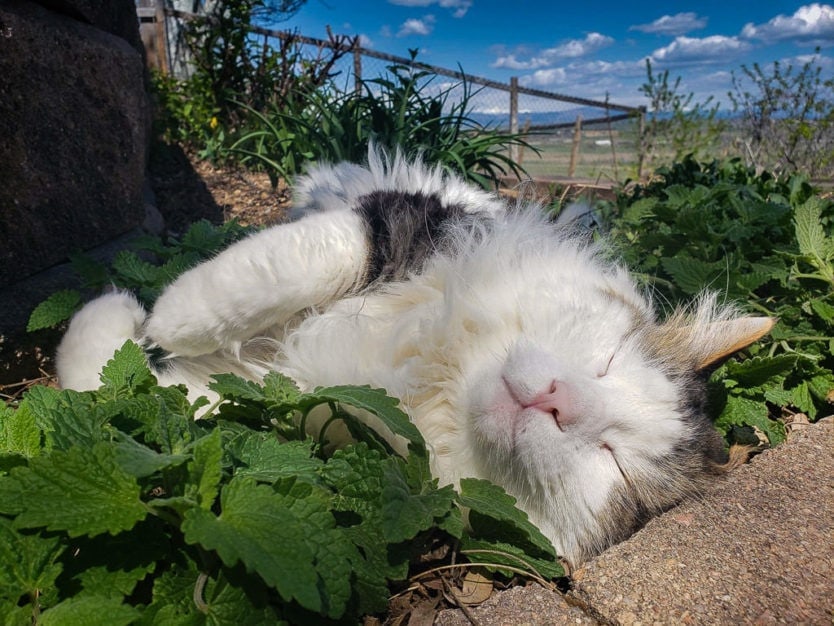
{"left": 279, "top": 1, "right": 834, "bottom": 112}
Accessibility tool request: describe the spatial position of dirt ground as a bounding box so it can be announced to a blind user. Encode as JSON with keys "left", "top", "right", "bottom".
{"left": 147, "top": 143, "right": 294, "bottom": 231}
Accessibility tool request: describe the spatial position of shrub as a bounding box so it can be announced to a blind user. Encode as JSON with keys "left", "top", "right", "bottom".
{"left": 231, "top": 53, "right": 534, "bottom": 189}
{"left": 729, "top": 50, "right": 834, "bottom": 178}
{"left": 602, "top": 157, "right": 834, "bottom": 444}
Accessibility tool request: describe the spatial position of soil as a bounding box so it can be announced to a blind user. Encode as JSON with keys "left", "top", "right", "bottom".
{"left": 147, "top": 143, "right": 294, "bottom": 231}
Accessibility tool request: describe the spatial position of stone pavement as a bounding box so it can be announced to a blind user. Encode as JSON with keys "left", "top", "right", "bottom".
{"left": 437, "top": 417, "right": 833, "bottom": 625}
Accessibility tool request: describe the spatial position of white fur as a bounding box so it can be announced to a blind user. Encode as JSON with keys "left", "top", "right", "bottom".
{"left": 145, "top": 209, "right": 369, "bottom": 357}
{"left": 56, "top": 291, "right": 147, "bottom": 390}
{"left": 291, "top": 149, "right": 506, "bottom": 221}
{"left": 56, "top": 152, "right": 760, "bottom": 565}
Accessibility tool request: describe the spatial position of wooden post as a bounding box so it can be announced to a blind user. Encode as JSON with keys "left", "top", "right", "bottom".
{"left": 353, "top": 45, "right": 362, "bottom": 94}
{"left": 509, "top": 76, "right": 519, "bottom": 164}
{"left": 154, "top": 0, "right": 169, "bottom": 75}
{"left": 516, "top": 118, "right": 532, "bottom": 167}
{"left": 607, "top": 114, "right": 619, "bottom": 181}
{"left": 568, "top": 115, "right": 582, "bottom": 178}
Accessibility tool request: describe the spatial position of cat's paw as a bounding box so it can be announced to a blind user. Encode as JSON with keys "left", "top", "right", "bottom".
{"left": 144, "top": 289, "right": 225, "bottom": 357}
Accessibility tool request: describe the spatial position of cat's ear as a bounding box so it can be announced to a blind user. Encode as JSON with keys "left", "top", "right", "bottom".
{"left": 695, "top": 317, "right": 775, "bottom": 370}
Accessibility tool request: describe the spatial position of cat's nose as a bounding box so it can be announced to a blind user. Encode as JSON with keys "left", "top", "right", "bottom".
{"left": 502, "top": 375, "right": 578, "bottom": 431}
{"left": 523, "top": 380, "right": 577, "bottom": 430}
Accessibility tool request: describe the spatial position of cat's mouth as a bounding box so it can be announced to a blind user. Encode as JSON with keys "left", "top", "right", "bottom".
{"left": 549, "top": 409, "right": 564, "bottom": 432}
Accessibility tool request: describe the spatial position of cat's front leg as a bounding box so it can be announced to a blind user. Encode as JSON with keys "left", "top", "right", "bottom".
{"left": 145, "top": 210, "right": 369, "bottom": 356}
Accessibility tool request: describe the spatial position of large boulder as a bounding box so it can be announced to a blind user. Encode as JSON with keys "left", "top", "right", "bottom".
{"left": 0, "top": 0, "right": 150, "bottom": 289}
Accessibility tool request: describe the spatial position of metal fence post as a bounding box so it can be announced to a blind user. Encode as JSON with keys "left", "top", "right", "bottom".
{"left": 509, "top": 76, "right": 519, "bottom": 164}
{"left": 568, "top": 115, "right": 583, "bottom": 178}
{"left": 353, "top": 45, "right": 362, "bottom": 94}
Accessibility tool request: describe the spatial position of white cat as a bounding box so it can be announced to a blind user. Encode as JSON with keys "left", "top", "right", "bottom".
{"left": 56, "top": 150, "right": 773, "bottom": 565}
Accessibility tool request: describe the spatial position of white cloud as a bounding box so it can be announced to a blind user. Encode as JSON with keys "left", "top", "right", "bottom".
{"left": 388, "top": 0, "right": 472, "bottom": 18}
{"left": 492, "top": 32, "right": 614, "bottom": 70}
{"left": 358, "top": 33, "right": 374, "bottom": 48}
{"left": 397, "top": 15, "right": 436, "bottom": 37}
{"left": 650, "top": 35, "right": 752, "bottom": 66}
{"left": 523, "top": 67, "right": 568, "bottom": 87}
{"left": 741, "top": 3, "right": 834, "bottom": 45}
{"left": 630, "top": 12, "right": 708, "bottom": 36}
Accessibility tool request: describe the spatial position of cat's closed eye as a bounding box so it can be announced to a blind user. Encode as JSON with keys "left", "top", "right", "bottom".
{"left": 596, "top": 351, "right": 617, "bottom": 378}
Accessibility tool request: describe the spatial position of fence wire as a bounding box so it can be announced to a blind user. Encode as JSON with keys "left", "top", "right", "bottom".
{"left": 138, "top": 3, "right": 645, "bottom": 183}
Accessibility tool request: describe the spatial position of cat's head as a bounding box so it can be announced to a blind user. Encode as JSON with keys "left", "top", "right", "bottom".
{"left": 429, "top": 215, "right": 773, "bottom": 565}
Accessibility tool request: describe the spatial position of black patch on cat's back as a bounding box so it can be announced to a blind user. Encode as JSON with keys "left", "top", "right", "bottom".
{"left": 354, "top": 190, "right": 469, "bottom": 285}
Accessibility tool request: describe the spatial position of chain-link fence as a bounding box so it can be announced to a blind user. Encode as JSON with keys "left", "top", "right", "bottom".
{"left": 138, "top": 2, "right": 646, "bottom": 183}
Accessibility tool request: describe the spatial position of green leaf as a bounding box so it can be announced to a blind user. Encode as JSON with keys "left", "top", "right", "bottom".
{"left": 789, "top": 381, "right": 816, "bottom": 417}
{"left": 794, "top": 198, "right": 833, "bottom": 261}
{"left": 380, "top": 461, "right": 456, "bottom": 543}
{"left": 459, "top": 478, "right": 557, "bottom": 559}
{"left": 147, "top": 562, "right": 281, "bottom": 625}
{"left": 460, "top": 537, "right": 564, "bottom": 579}
{"left": 209, "top": 374, "right": 265, "bottom": 402}
{"left": 141, "top": 389, "right": 208, "bottom": 455}
{"left": 112, "top": 433, "right": 189, "bottom": 478}
{"left": 809, "top": 298, "right": 834, "bottom": 324}
{"left": 660, "top": 255, "right": 724, "bottom": 295}
{"left": 229, "top": 434, "right": 322, "bottom": 484}
{"left": 27, "top": 289, "right": 81, "bottom": 331}
{"left": 721, "top": 355, "right": 798, "bottom": 390}
{"left": 99, "top": 340, "right": 156, "bottom": 399}
{"left": 303, "top": 386, "right": 424, "bottom": 448}
{"left": 0, "top": 403, "right": 42, "bottom": 458}
{"left": 111, "top": 250, "right": 163, "bottom": 287}
{"left": 25, "top": 389, "right": 104, "bottom": 451}
{"left": 0, "top": 516, "right": 63, "bottom": 605}
{"left": 715, "top": 396, "right": 785, "bottom": 445}
{"left": 0, "top": 442, "right": 147, "bottom": 537}
{"left": 187, "top": 429, "right": 223, "bottom": 509}
{"left": 181, "top": 476, "right": 355, "bottom": 618}
{"left": 321, "top": 443, "right": 385, "bottom": 515}
{"left": 262, "top": 371, "right": 301, "bottom": 405}
{"left": 39, "top": 596, "right": 140, "bottom": 626}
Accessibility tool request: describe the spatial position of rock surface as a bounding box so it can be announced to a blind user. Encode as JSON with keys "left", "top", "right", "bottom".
{"left": 0, "top": 0, "right": 149, "bottom": 289}
{"left": 436, "top": 417, "right": 834, "bottom": 625}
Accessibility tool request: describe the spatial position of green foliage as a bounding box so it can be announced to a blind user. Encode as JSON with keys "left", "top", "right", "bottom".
{"left": 231, "top": 52, "right": 533, "bottom": 189}
{"left": 27, "top": 220, "right": 254, "bottom": 331}
{"left": 27, "top": 290, "right": 81, "bottom": 332}
{"left": 605, "top": 157, "right": 834, "bottom": 443}
{"left": 151, "top": 0, "right": 349, "bottom": 160}
{"left": 729, "top": 49, "right": 834, "bottom": 178}
{"left": 639, "top": 59, "right": 726, "bottom": 171}
{"left": 0, "top": 345, "right": 562, "bottom": 622}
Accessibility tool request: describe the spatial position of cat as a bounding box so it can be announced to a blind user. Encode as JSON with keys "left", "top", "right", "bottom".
{"left": 55, "top": 149, "right": 773, "bottom": 565}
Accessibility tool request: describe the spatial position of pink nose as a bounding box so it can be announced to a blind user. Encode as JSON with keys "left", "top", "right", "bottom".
{"left": 520, "top": 380, "right": 577, "bottom": 431}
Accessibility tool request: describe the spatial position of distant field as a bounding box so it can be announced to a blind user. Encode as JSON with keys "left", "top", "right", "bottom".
{"left": 512, "top": 119, "right": 744, "bottom": 183}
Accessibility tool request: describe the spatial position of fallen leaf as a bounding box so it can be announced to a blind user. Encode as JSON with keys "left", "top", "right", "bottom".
{"left": 454, "top": 570, "right": 493, "bottom": 606}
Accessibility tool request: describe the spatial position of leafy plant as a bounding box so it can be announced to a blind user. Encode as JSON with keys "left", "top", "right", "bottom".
{"left": 603, "top": 157, "right": 834, "bottom": 444}
{"left": 0, "top": 342, "right": 561, "bottom": 622}
{"left": 638, "top": 59, "right": 727, "bottom": 173}
{"left": 27, "top": 220, "right": 254, "bottom": 332}
{"left": 152, "top": 0, "right": 352, "bottom": 159}
{"left": 231, "top": 52, "right": 534, "bottom": 189}
{"left": 729, "top": 50, "right": 834, "bottom": 178}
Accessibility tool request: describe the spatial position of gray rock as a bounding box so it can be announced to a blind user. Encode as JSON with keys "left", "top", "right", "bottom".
{"left": 0, "top": 0, "right": 150, "bottom": 288}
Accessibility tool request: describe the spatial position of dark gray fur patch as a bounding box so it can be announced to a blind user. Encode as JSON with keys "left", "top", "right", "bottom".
{"left": 354, "top": 190, "right": 473, "bottom": 285}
